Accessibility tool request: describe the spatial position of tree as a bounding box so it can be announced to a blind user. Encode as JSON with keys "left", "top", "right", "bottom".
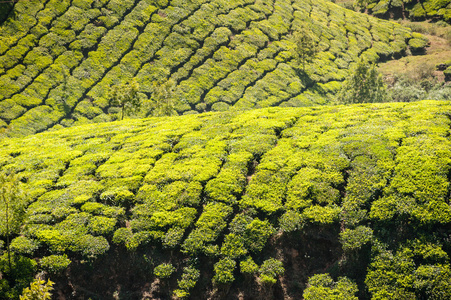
{"left": 0, "top": 173, "right": 26, "bottom": 272}
{"left": 108, "top": 79, "right": 141, "bottom": 120}
{"left": 292, "top": 25, "right": 318, "bottom": 72}
{"left": 337, "top": 59, "right": 389, "bottom": 104}
{"left": 19, "top": 278, "right": 54, "bottom": 300}
{"left": 150, "top": 79, "right": 178, "bottom": 117}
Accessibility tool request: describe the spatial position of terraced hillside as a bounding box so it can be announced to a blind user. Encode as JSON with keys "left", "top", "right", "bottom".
{"left": 355, "top": 0, "right": 451, "bottom": 22}
{"left": 0, "top": 0, "right": 427, "bottom": 137}
{"left": 1, "top": 101, "right": 451, "bottom": 299}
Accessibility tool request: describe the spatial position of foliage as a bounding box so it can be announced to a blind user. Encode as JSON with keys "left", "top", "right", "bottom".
{"left": 303, "top": 273, "right": 358, "bottom": 300}
{"left": 258, "top": 258, "right": 284, "bottom": 285}
{"left": 0, "top": 173, "right": 27, "bottom": 271}
{"left": 39, "top": 255, "right": 71, "bottom": 275}
{"left": 0, "top": 102, "right": 450, "bottom": 296}
{"left": 10, "top": 236, "right": 38, "bottom": 256}
{"left": 19, "top": 278, "right": 54, "bottom": 300}
{"left": 149, "top": 79, "right": 178, "bottom": 117}
{"left": 0, "top": 0, "right": 426, "bottom": 137}
{"left": 108, "top": 79, "right": 140, "bottom": 120}
{"left": 240, "top": 256, "right": 259, "bottom": 275}
{"left": 292, "top": 24, "right": 318, "bottom": 72}
{"left": 213, "top": 258, "right": 236, "bottom": 284}
{"left": 340, "top": 226, "right": 373, "bottom": 251}
{"left": 0, "top": 254, "right": 37, "bottom": 300}
{"left": 154, "top": 263, "right": 175, "bottom": 279}
{"left": 174, "top": 266, "right": 200, "bottom": 298}
{"left": 337, "top": 59, "right": 389, "bottom": 104}
{"left": 355, "top": 0, "right": 451, "bottom": 23}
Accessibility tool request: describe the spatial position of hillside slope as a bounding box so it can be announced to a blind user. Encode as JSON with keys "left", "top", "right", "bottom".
{"left": 0, "top": 100, "right": 450, "bottom": 299}
{"left": 0, "top": 0, "right": 427, "bottom": 137}
{"left": 354, "top": 0, "right": 451, "bottom": 22}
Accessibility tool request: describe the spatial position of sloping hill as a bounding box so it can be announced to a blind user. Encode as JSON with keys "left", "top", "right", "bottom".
{"left": 0, "top": 0, "right": 427, "bottom": 137}
{"left": 1, "top": 100, "right": 450, "bottom": 299}
{"left": 355, "top": 0, "right": 451, "bottom": 22}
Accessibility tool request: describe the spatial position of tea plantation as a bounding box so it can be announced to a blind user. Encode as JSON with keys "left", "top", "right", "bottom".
{"left": 355, "top": 0, "right": 451, "bottom": 22}
{"left": 1, "top": 100, "right": 451, "bottom": 298}
{"left": 0, "top": 0, "right": 427, "bottom": 137}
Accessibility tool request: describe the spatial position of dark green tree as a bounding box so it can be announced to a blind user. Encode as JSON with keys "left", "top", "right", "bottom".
{"left": 337, "top": 59, "right": 389, "bottom": 104}
{"left": 108, "top": 79, "right": 141, "bottom": 120}
{"left": 0, "top": 173, "right": 26, "bottom": 272}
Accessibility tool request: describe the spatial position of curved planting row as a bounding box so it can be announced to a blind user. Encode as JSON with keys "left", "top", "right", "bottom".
{"left": 0, "top": 100, "right": 450, "bottom": 298}
{"left": 356, "top": 0, "right": 451, "bottom": 23}
{"left": 0, "top": 0, "right": 427, "bottom": 137}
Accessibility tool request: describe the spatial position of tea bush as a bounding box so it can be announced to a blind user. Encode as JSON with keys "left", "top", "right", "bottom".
{"left": 0, "top": 0, "right": 426, "bottom": 137}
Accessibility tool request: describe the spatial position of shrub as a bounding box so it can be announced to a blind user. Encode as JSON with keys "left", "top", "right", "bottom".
{"left": 40, "top": 254, "right": 71, "bottom": 274}
{"left": 244, "top": 219, "right": 275, "bottom": 253}
{"left": 304, "top": 274, "right": 358, "bottom": 300}
{"left": 154, "top": 263, "right": 176, "bottom": 279}
{"left": 220, "top": 234, "right": 247, "bottom": 259}
{"left": 213, "top": 258, "right": 236, "bottom": 284}
{"left": 240, "top": 256, "right": 258, "bottom": 275}
{"left": 340, "top": 226, "right": 374, "bottom": 251}
{"left": 258, "top": 258, "right": 284, "bottom": 285}
{"left": 10, "top": 237, "right": 39, "bottom": 255}
{"left": 174, "top": 266, "right": 200, "bottom": 298}
{"left": 19, "top": 278, "right": 54, "bottom": 300}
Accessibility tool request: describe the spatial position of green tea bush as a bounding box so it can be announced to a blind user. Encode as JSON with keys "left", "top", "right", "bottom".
{"left": 0, "top": 0, "right": 425, "bottom": 136}
{"left": 174, "top": 266, "right": 200, "bottom": 298}
{"left": 303, "top": 274, "right": 358, "bottom": 300}
{"left": 40, "top": 254, "right": 71, "bottom": 274}
{"left": 154, "top": 263, "right": 176, "bottom": 279}
{"left": 10, "top": 237, "right": 39, "bottom": 255}
{"left": 213, "top": 258, "right": 236, "bottom": 284}
{"left": 258, "top": 258, "right": 284, "bottom": 285}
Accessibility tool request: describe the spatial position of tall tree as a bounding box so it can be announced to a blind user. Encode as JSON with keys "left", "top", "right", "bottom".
{"left": 293, "top": 24, "right": 318, "bottom": 72}
{"left": 108, "top": 79, "right": 141, "bottom": 120}
{"left": 337, "top": 59, "right": 389, "bottom": 104}
{"left": 150, "top": 79, "right": 178, "bottom": 117}
{"left": 0, "top": 173, "right": 26, "bottom": 271}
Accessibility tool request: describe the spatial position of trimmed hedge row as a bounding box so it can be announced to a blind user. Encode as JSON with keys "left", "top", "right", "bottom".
{"left": 0, "top": 0, "right": 426, "bottom": 137}
{"left": 1, "top": 101, "right": 451, "bottom": 298}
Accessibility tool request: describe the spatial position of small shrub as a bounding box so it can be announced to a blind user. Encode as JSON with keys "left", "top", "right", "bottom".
{"left": 258, "top": 258, "right": 284, "bottom": 285}
{"left": 304, "top": 274, "right": 358, "bottom": 300}
{"left": 175, "top": 266, "right": 200, "bottom": 298}
{"left": 10, "top": 237, "right": 39, "bottom": 255}
{"left": 19, "top": 278, "right": 54, "bottom": 300}
{"left": 40, "top": 254, "right": 71, "bottom": 274}
{"left": 213, "top": 258, "right": 236, "bottom": 284}
{"left": 154, "top": 263, "right": 175, "bottom": 279}
{"left": 240, "top": 256, "right": 258, "bottom": 275}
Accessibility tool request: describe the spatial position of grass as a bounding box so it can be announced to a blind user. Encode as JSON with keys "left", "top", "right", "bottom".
{"left": 379, "top": 20, "right": 451, "bottom": 82}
